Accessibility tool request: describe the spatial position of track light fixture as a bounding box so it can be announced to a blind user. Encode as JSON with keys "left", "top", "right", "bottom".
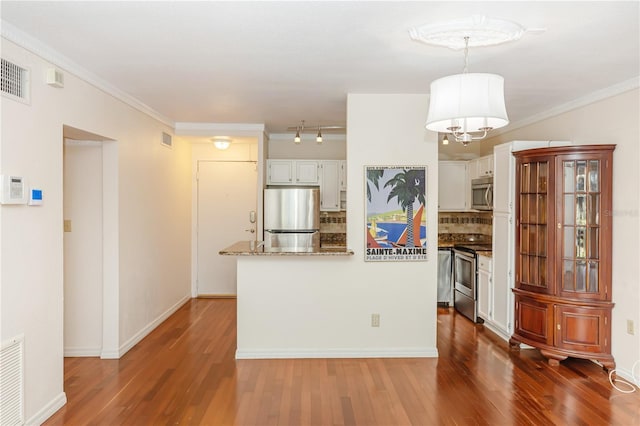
{"left": 294, "top": 120, "right": 304, "bottom": 143}
{"left": 287, "top": 120, "right": 345, "bottom": 143}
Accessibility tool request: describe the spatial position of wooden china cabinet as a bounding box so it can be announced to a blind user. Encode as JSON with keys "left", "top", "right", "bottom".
{"left": 509, "top": 145, "right": 615, "bottom": 370}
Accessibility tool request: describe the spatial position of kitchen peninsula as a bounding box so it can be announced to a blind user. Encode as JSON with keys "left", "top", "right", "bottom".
{"left": 220, "top": 241, "right": 360, "bottom": 360}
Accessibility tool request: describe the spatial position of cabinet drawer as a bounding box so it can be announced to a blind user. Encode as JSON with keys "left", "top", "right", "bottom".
{"left": 478, "top": 255, "right": 492, "bottom": 271}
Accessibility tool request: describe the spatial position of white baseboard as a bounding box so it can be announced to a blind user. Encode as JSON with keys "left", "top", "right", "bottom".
{"left": 26, "top": 391, "right": 66, "bottom": 426}
{"left": 102, "top": 294, "right": 191, "bottom": 359}
{"left": 480, "top": 321, "right": 511, "bottom": 342}
{"left": 236, "top": 347, "right": 439, "bottom": 359}
{"left": 64, "top": 346, "right": 101, "bottom": 357}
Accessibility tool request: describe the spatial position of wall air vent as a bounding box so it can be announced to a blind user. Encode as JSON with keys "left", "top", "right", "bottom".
{"left": 0, "top": 336, "right": 25, "bottom": 425}
{"left": 161, "top": 132, "right": 173, "bottom": 148}
{"left": 1, "top": 58, "right": 30, "bottom": 104}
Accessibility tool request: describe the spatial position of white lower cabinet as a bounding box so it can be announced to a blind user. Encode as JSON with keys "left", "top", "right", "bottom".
{"left": 478, "top": 251, "right": 513, "bottom": 341}
{"left": 477, "top": 254, "right": 492, "bottom": 322}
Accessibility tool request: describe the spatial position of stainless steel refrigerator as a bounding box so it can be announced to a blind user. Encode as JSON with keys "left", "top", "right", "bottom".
{"left": 264, "top": 187, "right": 320, "bottom": 252}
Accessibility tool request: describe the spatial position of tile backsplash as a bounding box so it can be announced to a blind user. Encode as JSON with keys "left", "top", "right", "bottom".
{"left": 320, "top": 211, "right": 346, "bottom": 247}
{"left": 438, "top": 211, "right": 492, "bottom": 237}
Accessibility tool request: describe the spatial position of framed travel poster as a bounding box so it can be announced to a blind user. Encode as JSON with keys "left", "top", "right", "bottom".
{"left": 365, "top": 165, "right": 427, "bottom": 262}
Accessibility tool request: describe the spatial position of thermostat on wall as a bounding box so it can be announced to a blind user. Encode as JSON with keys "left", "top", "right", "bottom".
{"left": 0, "top": 175, "right": 27, "bottom": 205}
{"left": 29, "top": 187, "right": 43, "bottom": 206}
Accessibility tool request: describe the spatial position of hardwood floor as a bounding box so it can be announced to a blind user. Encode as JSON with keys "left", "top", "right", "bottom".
{"left": 45, "top": 299, "right": 640, "bottom": 425}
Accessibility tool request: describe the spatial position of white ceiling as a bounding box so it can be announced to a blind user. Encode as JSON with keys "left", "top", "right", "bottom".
{"left": 1, "top": 1, "right": 638, "bottom": 135}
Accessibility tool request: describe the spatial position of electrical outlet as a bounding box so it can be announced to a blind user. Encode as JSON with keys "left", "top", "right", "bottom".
{"left": 627, "top": 319, "right": 635, "bottom": 335}
{"left": 63, "top": 219, "right": 72, "bottom": 232}
{"left": 371, "top": 313, "right": 380, "bottom": 327}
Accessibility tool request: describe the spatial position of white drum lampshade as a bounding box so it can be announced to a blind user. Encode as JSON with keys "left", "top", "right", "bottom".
{"left": 426, "top": 73, "right": 508, "bottom": 135}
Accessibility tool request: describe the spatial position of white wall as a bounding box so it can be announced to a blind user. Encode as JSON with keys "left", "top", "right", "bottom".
{"left": 1, "top": 38, "right": 192, "bottom": 424}
{"left": 268, "top": 134, "right": 346, "bottom": 159}
{"left": 63, "top": 141, "right": 103, "bottom": 356}
{"left": 347, "top": 93, "right": 439, "bottom": 352}
{"left": 483, "top": 88, "right": 640, "bottom": 380}
{"left": 236, "top": 94, "right": 439, "bottom": 357}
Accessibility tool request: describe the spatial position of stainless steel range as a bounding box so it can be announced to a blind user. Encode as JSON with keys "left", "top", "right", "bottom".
{"left": 453, "top": 243, "right": 491, "bottom": 323}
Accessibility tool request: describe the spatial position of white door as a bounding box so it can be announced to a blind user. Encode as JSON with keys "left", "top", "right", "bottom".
{"left": 197, "top": 160, "right": 257, "bottom": 296}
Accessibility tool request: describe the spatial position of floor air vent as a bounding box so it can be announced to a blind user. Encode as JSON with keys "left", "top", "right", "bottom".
{"left": 0, "top": 336, "right": 24, "bottom": 425}
{"left": 1, "top": 58, "right": 30, "bottom": 103}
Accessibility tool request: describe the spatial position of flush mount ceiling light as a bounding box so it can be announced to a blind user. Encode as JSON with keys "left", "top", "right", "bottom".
{"left": 411, "top": 16, "right": 542, "bottom": 145}
{"left": 212, "top": 137, "right": 232, "bottom": 150}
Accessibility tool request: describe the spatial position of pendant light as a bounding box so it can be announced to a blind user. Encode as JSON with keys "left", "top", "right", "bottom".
{"left": 426, "top": 36, "right": 508, "bottom": 145}
{"left": 409, "top": 16, "right": 538, "bottom": 146}
{"left": 316, "top": 126, "right": 323, "bottom": 143}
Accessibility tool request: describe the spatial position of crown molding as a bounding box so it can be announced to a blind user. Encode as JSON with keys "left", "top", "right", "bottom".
{"left": 1, "top": 20, "right": 174, "bottom": 128}
{"left": 175, "top": 122, "right": 265, "bottom": 136}
{"left": 494, "top": 76, "right": 640, "bottom": 136}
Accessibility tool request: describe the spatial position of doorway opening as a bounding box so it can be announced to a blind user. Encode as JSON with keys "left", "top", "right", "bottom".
{"left": 62, "top": 125, "right": 118, "bottom": 358}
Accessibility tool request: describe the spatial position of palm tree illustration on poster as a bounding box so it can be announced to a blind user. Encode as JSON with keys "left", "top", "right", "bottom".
{"left": 365, "top": 166, "right": 427, "bottom": 262}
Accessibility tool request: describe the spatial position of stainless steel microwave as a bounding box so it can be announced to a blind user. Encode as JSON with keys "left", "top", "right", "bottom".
{"left": 471, "top": 176, "right": 493, "bottom": 210}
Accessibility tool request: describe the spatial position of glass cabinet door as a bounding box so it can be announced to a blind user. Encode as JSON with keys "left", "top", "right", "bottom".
{"left": 559, "top": 157, "right": 602, "bottom": 298}
{"left": 516, "top": 159, "right": 550, "bottom": 292}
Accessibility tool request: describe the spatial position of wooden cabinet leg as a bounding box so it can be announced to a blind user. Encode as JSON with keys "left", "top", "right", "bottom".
{"left": 540, "top": 349, "right": 567, "bottom": 366}
{"left": 508, "top": 338, "right": 521, "bottom": 351}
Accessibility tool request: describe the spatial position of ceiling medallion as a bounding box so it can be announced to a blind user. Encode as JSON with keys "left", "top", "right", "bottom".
{"left": 409, "top": 15, "right": 543, "bottom": 50}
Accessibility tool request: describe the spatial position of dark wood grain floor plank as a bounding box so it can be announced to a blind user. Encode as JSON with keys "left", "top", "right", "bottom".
{"left": 44, "top": 300, "right": 640, "bottom": 425}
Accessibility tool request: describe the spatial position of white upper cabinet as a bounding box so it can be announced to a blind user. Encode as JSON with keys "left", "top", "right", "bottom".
{"left": 267, "top": 159, "right": 295, "bottom": 184}
{"left": 319, "top": 160, "right": 340, "bottom": 211}
{"left": 477, "top": 155, "right": 493, "bottom": 177}
{"left": 267, "top": 159, "right": 319, "bottom": 185}
{"left": 339, "top": 160, "right": 347, "bottom": 191}
{"left": 267, "top": 159, "right": 345, "bottom": 211}
{"left": 438, "top": 161, "right": 468, "bottom": 211}
{"left": 492, "top": 144, "right": 514, "bottom": 213}
{"left": 295, "top": 160, "right": 320, "bottom": 184}
{"left": 468, "top": 155, "right": 492, "bottom": 180}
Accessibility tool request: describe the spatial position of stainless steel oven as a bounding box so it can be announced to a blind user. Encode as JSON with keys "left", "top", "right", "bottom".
{"left": 453, "top": 248, "right": 477, "bottom": 322}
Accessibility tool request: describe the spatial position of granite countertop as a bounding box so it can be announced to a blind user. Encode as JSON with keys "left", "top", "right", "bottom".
{"left": 219, "top": 241, "right": 354, "bottom": 256}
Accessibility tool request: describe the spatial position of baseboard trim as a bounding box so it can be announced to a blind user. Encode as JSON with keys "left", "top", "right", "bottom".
{"left": 236, "top": 347, "right": 439, "bottom": 359}
{"left": 108, "top": 294, "right": 191, "bottom": 359}
{"left": 480, "top": 322, "right": 511, "bottom": 342}
{"left": 197, "top": 294, "right": 237, "bottom": 299}
{"left": 64, "top": 347, "right": 101, "bottom": 357}
{"left": 26, "top": 391, "right": 66, "bottom": 426}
